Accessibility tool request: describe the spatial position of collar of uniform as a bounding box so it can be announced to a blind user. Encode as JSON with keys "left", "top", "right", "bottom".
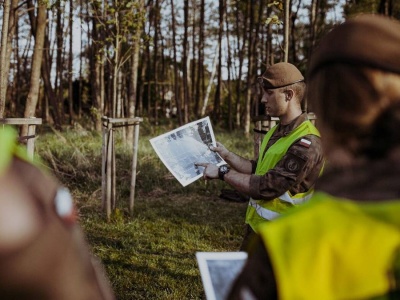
{"left": 277, "top": 113, "right": 308, "bottom": 136}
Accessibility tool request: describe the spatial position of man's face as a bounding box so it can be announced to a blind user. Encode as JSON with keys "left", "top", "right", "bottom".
{"left": 260, "top": 88, "right": 288, "bottom": 117}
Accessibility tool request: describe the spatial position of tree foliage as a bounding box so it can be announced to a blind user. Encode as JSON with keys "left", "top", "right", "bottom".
{"left": 0, "top": 0, "right": 397, "bottom": 133}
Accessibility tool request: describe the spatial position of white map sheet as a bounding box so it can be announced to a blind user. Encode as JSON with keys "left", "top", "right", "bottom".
{"left": 150, "top": 117, "right": 226, "bottom": 186}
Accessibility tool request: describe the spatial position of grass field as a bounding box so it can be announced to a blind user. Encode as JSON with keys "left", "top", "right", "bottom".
{"left": 36, "top": 120, "right": 254, "bottom": 299}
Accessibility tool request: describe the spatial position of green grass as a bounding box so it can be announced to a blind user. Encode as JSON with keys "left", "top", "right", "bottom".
{"left": 35, "top": 121, "right": 254, "bottom": 299}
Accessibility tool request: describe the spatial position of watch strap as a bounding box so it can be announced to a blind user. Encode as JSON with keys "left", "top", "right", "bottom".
{"left": 218, "top": 165, "right": 230, "bottom": 181}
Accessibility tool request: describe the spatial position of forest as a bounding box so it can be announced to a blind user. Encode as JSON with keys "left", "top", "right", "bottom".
{"left": 1, "top": 1, "right": 400, "bottom": 299}
{"left": 0, "top": 0, "right": 398, "bottom": 137}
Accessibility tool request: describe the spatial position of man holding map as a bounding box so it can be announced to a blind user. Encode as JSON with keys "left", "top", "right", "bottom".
{"left": 196, "top": 62, "right": 324, "bottom": 249}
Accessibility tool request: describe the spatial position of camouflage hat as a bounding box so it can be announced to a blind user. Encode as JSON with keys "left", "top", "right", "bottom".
{"left": 258, "top": 62, "right": 304, "bottom": 90}
{"left": 308, "top": 14, "right": 400, "bottom": 78}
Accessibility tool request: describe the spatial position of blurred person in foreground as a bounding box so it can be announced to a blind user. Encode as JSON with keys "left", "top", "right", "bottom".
{"left": 227, "top": 14, "right": 400, "bottom": 300}
{"left": 0, "top": 127, "right": 115, "bottom": 299}
{"left": 196, "top": 62, "right": 324, "bottom": 250}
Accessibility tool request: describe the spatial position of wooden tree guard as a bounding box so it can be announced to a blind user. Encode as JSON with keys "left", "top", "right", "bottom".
{"left": 0, "top": 118, "right": 43, "bottom": 159}
{"left": 101, "top": 116, "right": 143, "bottom": 220}
{"left": 252, "top": 113, "right": 317, "bottom": 159}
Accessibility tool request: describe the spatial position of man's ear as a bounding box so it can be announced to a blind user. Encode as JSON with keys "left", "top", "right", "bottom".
{"left": 286, "top": 89, "right": 294, "bottom": 101}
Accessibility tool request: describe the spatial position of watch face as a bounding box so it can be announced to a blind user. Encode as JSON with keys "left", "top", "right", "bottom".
{"left": 219, "top": 165, "right": 229, "bottom": 180}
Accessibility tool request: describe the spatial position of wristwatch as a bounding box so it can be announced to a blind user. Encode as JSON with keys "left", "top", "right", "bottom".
{"left": 218, "top": 165, "right": 230, "bottom": 181}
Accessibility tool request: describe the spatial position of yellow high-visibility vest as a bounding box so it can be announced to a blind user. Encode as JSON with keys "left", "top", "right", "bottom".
{"left": 259, "top": 193, "right": 400, "bottom": 300}
{"left": 0, "top": 127, "right": 31, "bottom": 176}
{"left": 246, "top": 120, "right": 321, "bottom": 232}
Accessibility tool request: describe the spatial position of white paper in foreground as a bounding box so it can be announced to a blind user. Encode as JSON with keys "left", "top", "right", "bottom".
{"left": 196, "top": 252, "right": 248, "bottom": 300}
{"left": 149, "top": 116, "right": 226, "bottom": 186}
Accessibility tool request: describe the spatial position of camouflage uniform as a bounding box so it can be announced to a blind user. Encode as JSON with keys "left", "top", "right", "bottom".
{"left": 249, "top": 113, "right": 323, "bottom": 201}
{"left": 241, "top": 113, "right": 324, "bottom": 250}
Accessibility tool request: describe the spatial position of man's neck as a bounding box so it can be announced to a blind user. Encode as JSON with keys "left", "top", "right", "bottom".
{"left": 279, "top": 109, "right": 303, "bottom": 125}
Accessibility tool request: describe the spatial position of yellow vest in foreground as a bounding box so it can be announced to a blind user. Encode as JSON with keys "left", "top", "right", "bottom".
{"left": 259, "top": 193, "right": 400, "bottom": 300}
{"left": 246, "top": 120, "right": 320, "bottom": 232}
{"left": 0, "top": 127, "right": 31, "bottom": 175}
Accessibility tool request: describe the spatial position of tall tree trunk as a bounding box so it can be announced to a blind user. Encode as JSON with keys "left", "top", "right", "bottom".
{"left": 213, "top": 0, "right": 224, "bottom": 123}
{"left": 290, "top": 0, "right": 301, "bottom": 64}
{"left": 127, "top": 0, "right": 144, "bottom": 146}
{"left": 78, "top": 0, "right": 84, "bottom": 118}
{"left": 379, "top": 0, "right": 393, "bottom": 15}
{"left": 170, "top": 0, "right": 183, "bottom": 125}
{"left": 183, "top": 0, "right": 189, "bottom": 123}
{"left": 68, "top": 0, "right": 74, "bottom": 124}
{"left": 137, "top": 46, "right": 147, "bottom": 117}
{"left": 0, "top": 0, "right": 11, "bottom": 117}
{"left": 264, "top": 0, "right": 275, "bottom": 67}
{"left": 89, "top": 2, "right": 103, "bottom": 131}
{"left": 243, "top": 0, "right": 254, "bottom": 135}
{"left": 0, "top": 0, "right": 18, "bottom": 117}
{"left": 11, "top": 5, "right": 20, "bottom": 115}
{"left": 153, "top": 0, "right": 159, "bottom": 124}
{"left": 41, "top": 40, "right": 62, "bottom": 129}
{"left": 201, "top": 44, "right": 219, "bottom": 117}
{"left": 195, "top": 0, "right": 205, "bottom": 118}
{"left": 116, "top": 67, "right": 123, "bottom": 118}
{"left": 235, "top": 0, "right": 247, "bottom": 128}
{"left": 27, "top": 0, "right": 62, "bottom": 130}
{"left": 309, "top": 0, "right": 317, "bottom": 60}
{"left": 225, "top": 0, "right": 233, "bottom": 131}
{"left": 56, "top": 0, "right": 65, "bottom": 124}
{"left": 111, "top": 8, "right": 121, "bottom": 118}
{"left": 306, "top": 0, "right": 318, "bottom": 113}
{"left": 252, "top": 0, "right": 264, "bottom": 118}
{"left": 191, "top": 3, "right": 197, "bottom": 118}
{"left": 160, "top": 36, "right": 168, "bottom": 115}
{"left": 100, "top": 54, "right": 105, "bottom": 118}
{"left": 22, "top": 1, "right": 47, "bottom": 136}
{"left": 283, "top": 0, "right": 290, "bottom": 62}
{"left": 145, "top": 28, "right": 153, "bottom": 116}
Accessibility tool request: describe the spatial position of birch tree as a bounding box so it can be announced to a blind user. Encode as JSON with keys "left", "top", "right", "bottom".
{"left": 0, "top": 0, "right": 11, "bottom": 117}
{"left": 126, "top": 0, "right": 145, "bottom": 146}
{"left": 22, "top": 0, "right": 47, "bottom": 136}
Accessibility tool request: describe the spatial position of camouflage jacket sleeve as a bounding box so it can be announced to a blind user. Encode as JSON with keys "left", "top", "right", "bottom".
{"left": 248, "top": 133, "right": 324, "bottom": 200}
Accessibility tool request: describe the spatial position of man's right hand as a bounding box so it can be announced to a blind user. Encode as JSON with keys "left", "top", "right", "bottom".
{"left": 194, "top": 163, "right": 219, "bottom": 180}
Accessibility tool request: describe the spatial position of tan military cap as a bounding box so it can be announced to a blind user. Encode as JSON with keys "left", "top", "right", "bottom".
{"left": 308, "top": 14, "right": 400, "bottom": 78}
{"left": 258, "top": 62, "right": 304, "bottom": 90}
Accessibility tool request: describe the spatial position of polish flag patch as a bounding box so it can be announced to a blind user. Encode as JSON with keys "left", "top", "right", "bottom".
{"left": 299, "top": 138, "right": 311, "bottom": 148}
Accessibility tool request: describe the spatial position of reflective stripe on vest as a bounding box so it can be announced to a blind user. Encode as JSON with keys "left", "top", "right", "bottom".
{"left": 249, "top": 191, "right": 315, "bottom": 221}
{"left": 246, "top": 119, "right": 321, "bottom": 232}
{"left": 279, "top": 191, "right": 314, "bottom": 205}
{"left": 249, "top": 199, "right": 280, "bottom": 221}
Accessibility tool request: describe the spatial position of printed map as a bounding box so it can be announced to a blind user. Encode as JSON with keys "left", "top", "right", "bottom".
{"left": 150, "top": 117, "right": 226, "bottom": 186}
